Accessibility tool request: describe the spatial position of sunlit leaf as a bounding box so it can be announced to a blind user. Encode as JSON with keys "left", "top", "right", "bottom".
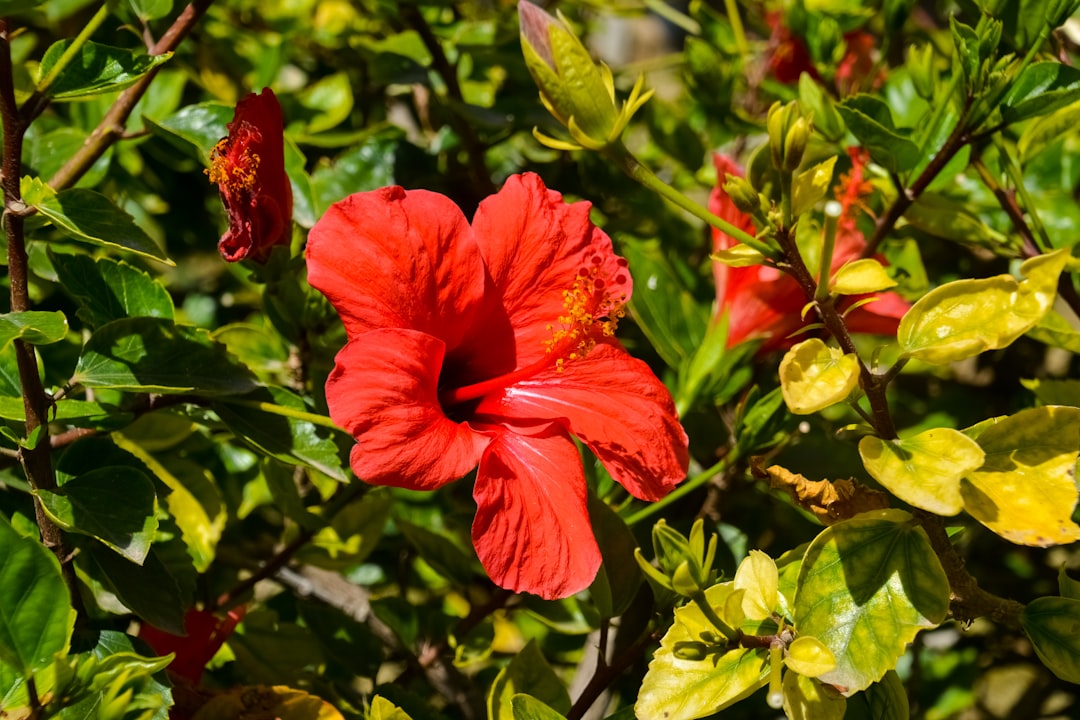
{"left": 711, "top": 243, "right": 765, "bottom": 267}
{"left": 791, "top": 156, "right": 838, "bottom": 218}
{"left": 779, "top": 339, "right": 860, "bottom": 414}
{"left": 1021, "top": 596, "right": 1080, "bottom": 684}
{"left": 191, "top": 684, "right": 345, "bottom": 720}
{"left": 794, "top": 509, "right": 949, "bottom": 693}
{"left": 961, "top": 406, "right": 1080, "bottom": 546}
{"left": 830, "top": 259, "right": 896, "bottom": 295}
{"left": 1018, "top": 98, "right": 1080, "bottom": 162}
{"left": 733, "top": 550, "right": 779, "bottom": 621}
{"left": 0, "top": 514, "right": 75, "bottom": 675}
{"left": 785, "top": 636, "right": 836, "bottom": 678}
{"left": 50, "top": 252, "right": 174, "bottom": 328}
{"left": 897, "top": 249, "right": 1068, "bottom": 363}
{"left": 636, "top": 585, "right": 770, "bottom": 720}
{"left": 510, "top": 694, "right": 568, "bottom": 720}
{"left": 1001, "top": 62, "right": 1080, "bottom": 124}
{"left": 836, "top": 95, "right": 920, "bottom": 173}
{"left": 369, "top": 695, "right": 413, "bottom": 720}
{"left": 858, "top": 428, "right": 985, "bottom": 515}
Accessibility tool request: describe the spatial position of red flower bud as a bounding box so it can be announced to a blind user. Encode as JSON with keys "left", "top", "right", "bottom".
{"left": 208, "top": 88, "right": 293, "bottom": 263}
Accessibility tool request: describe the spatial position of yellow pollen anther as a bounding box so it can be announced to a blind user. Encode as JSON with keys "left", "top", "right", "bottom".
{"left": 544, "top": 261, "right": 628, "bottom": 372}
{"left": 206, "top": 137, "right": 261, "bottom": 193}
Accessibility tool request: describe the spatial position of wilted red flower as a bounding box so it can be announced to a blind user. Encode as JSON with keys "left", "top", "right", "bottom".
{"left": 710, "top": 152, "right": 908, "bottom": 351}
{"left": 207, "top": 88, "right": 293, "bottom": 263}
{"left": 140, "top": 606, "right": 246, "bottom": 683}
{"left": 306, "top": 173, "right": 688, "bottom": 599}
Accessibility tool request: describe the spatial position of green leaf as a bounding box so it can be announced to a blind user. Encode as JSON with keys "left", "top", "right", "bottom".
{"left": 830, "top": 259, "right": 897, "bottom": 295}
{"left": 791, "top": 156, "right": 838, "bottom": 218}
{"left": 0, "top": 311, "right": 67, "bottom": 351}
{"left": 297, "top": 490, "right": 393, "bottom": 570}
{"left": 370, "top": 695, "right": 414, "bottom": 720}
{"left": 1001, "top": 62, "right": 1080, "bottom": 124}
{"left": 587, "top": 495, "right": 641, "bottom": 619}
{"left": 950, "top": 17, "right": 980, "bottom": 91}
{"left": 28, "top": 184, "right": 171, "bottom": 263}
{"left": 0, "top": 514, "right": 75, "bottom": 675}
{"left": 488, "top": 640, "right": 571, "bottom": 720}
{"left": 145, "top": 102, "right": 232, "bottom": 160}
{"left": 127, "top": 0, "right": 172, "bottom": 21}
{"left": 1022, "top": 596, "right": 1080, "bottom": 683}
{"left": 904, "top": 193, "right": 1004, "bottom": 248}
{"left": 779, "top": 339, "right": 860, "bottom": 415}
{"left": 897, "top": 249, "right": 1068, "bottom": 363}
{"left": 1060, "top": 565, "right": 1080, "bottom": 600}
{"left": 212, "top": 387, "right": 346, "bottom": 481}
{"left": 36, "top": 467, "right": 157, "bottom": 565}
{"left": 396, "top": 518, "right": 476, "bottom": 587}
{"left": 112, "top": 432, "right": 224, "bottom": 572}
{"left": 636, "top": 585, "right": 770, "bottom": 720}
{"left": 836, "top": 95, "right": 920, "bottom": 174}
{"left": 961, "top": 406, "right": 1080, "bottom": 546}
{"left": 0, "top": 397, "right": 125, "bottom": 427}
{"left": 0, "top": 0, "right": 44, "bottom": 14}
{"left": 783, "top": 670, "right": 846, "bottom": 720}
{"left": 857, "top": 670, "right": 909, "bottom": 719}
{"left": 50, "top": 252, "right": 174, "bottom": 328}
{"left": 794, "top": 509, "right": 949, "bottom": 693}
{"left": 83, "top": 536, "right": 191, "bottom": 635}
{"left": 36, "top": 40, "right": 172, "bottom": 100}
{"left": 858, "top": 428, "right": 985, "bottom": 515}
{"left": 74, "top": 317, "right": 258, "bottom": 396}
{"left": 295, "top": 72, "right": 354, "bottom": 135}
{"left": 511, "top": 694, "right": 568, "bottom": 720}
{"left": 1019, "top": 98, "right": 1080, "bottom": 162}
{"left": 621, "top": 237, "right": 708, "bottom": 369}
{"left": 711, "top": 243, "right": 765, "bottom": 267}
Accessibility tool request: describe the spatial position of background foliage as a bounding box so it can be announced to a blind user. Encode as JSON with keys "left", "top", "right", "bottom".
{"left": 3, "top": 0, "right": 1080, "bottom": 718}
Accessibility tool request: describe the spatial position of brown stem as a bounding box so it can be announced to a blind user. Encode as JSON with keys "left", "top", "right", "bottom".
{"left": 47, "top": 0, "right": 214, "bottom": 191}
{"left": 862, "top": 101, "right": 973, "bottom": 258}
{"left": 566, "top": 628, "right": 654, "bottom": 720}
{"left": 0, "top": 21, "right": 83, "bottom": 610}
{"left": 776, "top": 228, "right": 898, "bottom": 438}
{"left": 916, "top": 513, "right": 1023, "bottom": 629}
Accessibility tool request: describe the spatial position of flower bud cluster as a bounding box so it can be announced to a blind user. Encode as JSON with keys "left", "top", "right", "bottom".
{"left": 767, "top": 101, "right": 811, "bottom": 173}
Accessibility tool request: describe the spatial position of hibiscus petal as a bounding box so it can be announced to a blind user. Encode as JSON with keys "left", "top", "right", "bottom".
{"left": 476, "top": 342, "right": 688, "bottom": 502}
{"left": 326, "top": 328, "right": 489, "bottom": 489}
{"left": 468, "top": 173, "right": 632, "bottom": 369}
{"left": 306, "top": 187, "right": 488, "bottom": 349}
{"left": 473, "top": 427, "right": 600, "bottom": 599}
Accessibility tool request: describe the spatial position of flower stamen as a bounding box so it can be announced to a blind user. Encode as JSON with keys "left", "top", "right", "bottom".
{"left": 545, "top": 255, "right": 629, "bottom": 372}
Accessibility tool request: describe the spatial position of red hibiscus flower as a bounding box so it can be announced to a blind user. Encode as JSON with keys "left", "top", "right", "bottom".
{"left": 765, "top": 10, "right": 819, "bottom": 84}
{"left": 140, "top": 605, "right": 246, "bottom": 683}
{"left": 306, "top": 173, "right": 688, "bottom": 599}
{"left": 207, "top": 88, "right": 293, "bottom": 263}
{"left": 710, "top": 152, "right": 908, "bottom": 351}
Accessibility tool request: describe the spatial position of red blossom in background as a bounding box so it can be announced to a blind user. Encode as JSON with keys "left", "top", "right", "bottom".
{"left": 765, "top": 13, "right": 882, "bottom": 93}
{"left": 710, "top": 152, "right": 908, "bottom": 351}
{"left": 208, "top": 88, "right": 293, "bottom": 263}
{"left": 140, "top": 606, "right": 246, "bottom": 684}
{"left": 306, "top": 173, "right": 688, "bottom": 600}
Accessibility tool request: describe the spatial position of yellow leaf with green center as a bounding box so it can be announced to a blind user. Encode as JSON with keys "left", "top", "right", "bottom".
{"left": 779, "top": 339, "right": 860, "bottom": 414}
{"left": 712, "top": 243, "right": 765, "bottom": 267}
{"left": 897, "top": 248, "right": 1068, "bottom": 364}
{"left": 794, "top": 509, "right": 949, "bottom": 693}
{"left": 791, "top": 156, "right": 838, "bottom": 218}
{"left": 1022, "top": 597, "right": 1080, "bottom": 684}
{"left": 858, "top": 428, "right": 985, "bottom": 515}
{"left": 636, "top": 584, "right": 770, "bottom": 720}
{"left": 782, "top": 670, "right": 846, "bottom": 720}
{"left": 734, "top": 550, "right": 779, "bottom": 621}
{"left": 961, "top": 406, "right": 1080, "bottom": 546}
{"left": 785, "top": 636, "right": 836, "bottom": 677}
{"left": 830, "top": 259, "right": 897, "bottom": 295}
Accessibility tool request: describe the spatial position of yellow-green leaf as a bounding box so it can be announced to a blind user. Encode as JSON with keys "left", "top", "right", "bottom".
{"left": 779, "top": 339, "right": 860, "bottom": 414}
{"left": 782, "top": 670, "right": 846, "bottom": 720}
{"left": 897, "top": 249, "right": 1068, "bottom": 364}
{"left": 711, "top": 243, "right": 765, "bottom": 267}
{"left": 191, "top": 685, "right": 344, "bottom": 720}
{"left": 785, "top": 636, "right": 836, "bottom": 678}
{"left": 1021, "top": 596, "right": 1080, "bottom": 684}
{"left": 733, "top": 550, "right": 779, "bottom": 621}
{"left": 858, "top": 428, "right": 985, "bottom": 515}
{"left": 830, "top": 259, "right": 897, "bottom": 295}
{"left": 792, "top": 156, "right": 838, "bottom": 218}
{"left": 636, "top": 585, "right": 770, "bottom": 720}
{"left": 369, "top": 696, "right": 413, "bottom": 720}
{"left": 1060, "top": 565, "right": 1080, "bottom": 601}
{"left": 961, "top": 406, "right": 1080, "bottom": 546}
{"left": 794, "top": 509, "right": 949, "bottom": 693}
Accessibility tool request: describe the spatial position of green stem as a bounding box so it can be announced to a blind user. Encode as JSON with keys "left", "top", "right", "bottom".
{"left": 615, "top": 148, "right": 773, "bottom": 255}
{"left": 815, "top": 201, "right": 841, "bottom": 302}
{"left": 35, "top": 4, "right": 109, "bottom": 95}
{"left": 642, "top": 0, "right": 701, "bottom": 36}
{"left": 217, "top": 398, "right": 342, "bottom": 430}
{"left": 690, "top": 589, "right": 740, "bottom": 643}
{"left": 722, "top": 0, "right": 749, "bottom": 58}
{"left": 625, "top": 455, "right": 732, "bottom": 527}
